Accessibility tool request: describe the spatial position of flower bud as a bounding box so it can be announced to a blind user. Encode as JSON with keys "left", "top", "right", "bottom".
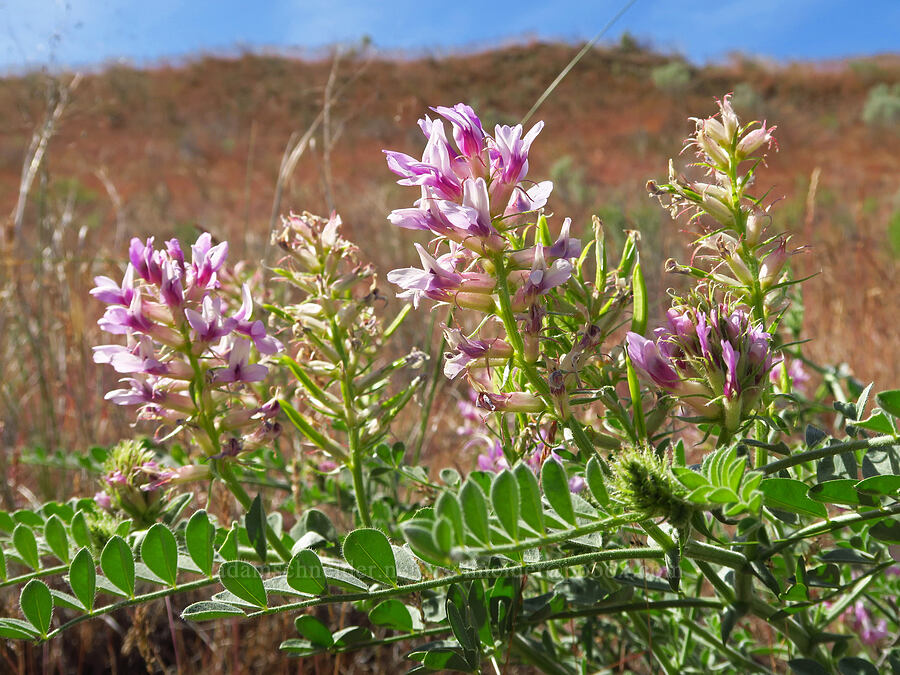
{"left": 717, "top": 238, "right": 755, "bottom": 286}
{"left": 701, "top": 191, "right": 736, "bottom": 226}
{"left": 744, "top": 212, "right": 763, "bottom": 245}
{"left": 759, "top": 239, "right": 790, "bottom": 290}
{"left": 697, "top": 132, "right": 731, "bottom": 169}
{"left": 720, "top": 94, "right": 739, "bottom": 139}
{"left": 736, "top": 122, "right": 777, "bottom": 159}
{"left": 477, "top": 391, "right": 545, "bottom": 413}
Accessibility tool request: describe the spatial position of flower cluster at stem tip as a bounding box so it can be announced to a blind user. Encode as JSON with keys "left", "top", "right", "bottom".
{"left": 383, "top": 103, "right": 582, "bottom": 412}
{"left": 649, "top": 94, "right": 799, "bottom": 316}
{"left": 94, "top": 439, "right": 211, "bottom": 526}
{"left": 92, "top": 233, "right": 283, "bottom": 457}
{"left": 627, "top": 294, "right": 777, "bottom": 433}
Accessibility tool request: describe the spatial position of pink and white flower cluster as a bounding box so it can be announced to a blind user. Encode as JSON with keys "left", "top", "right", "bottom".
{"left": 384, "top": 104, "right": 581, "bottom": 389}
{"left": 384, "top": 104, "right": 579, "bottom": 312}
{"left": 627, "top": 297, "right": 777, "bottom": 432}
{"left": 92, "top": 233, "right": 282, "bottom": 454}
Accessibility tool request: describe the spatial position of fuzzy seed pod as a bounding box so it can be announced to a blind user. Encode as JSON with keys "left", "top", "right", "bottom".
{"left": 612, "top": 445, "right": 694, "bottom": 528}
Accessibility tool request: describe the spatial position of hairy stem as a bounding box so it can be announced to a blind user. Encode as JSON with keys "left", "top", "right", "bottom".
{"left": 217, "top": 461, "right": 293, "bottom": 562}
{"left": 760, "top": 434, "right": 898, "bottom": 475}
{"left": 469, "top": 512, "right": 642, "bottom": 556}
{"left": 248, "top": 546, "right": 666, "bottom": 618}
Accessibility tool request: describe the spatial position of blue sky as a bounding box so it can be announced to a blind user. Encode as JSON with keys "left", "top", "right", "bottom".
{"left": 1, "top": 0, "right": 897, "bottom": 73}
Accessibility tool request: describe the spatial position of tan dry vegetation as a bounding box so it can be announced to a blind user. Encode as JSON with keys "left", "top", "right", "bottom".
{"left": 0, "top": 42, "right": 898, "bottom": 673}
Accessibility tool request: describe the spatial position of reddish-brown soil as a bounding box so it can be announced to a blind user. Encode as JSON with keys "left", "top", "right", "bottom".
{"left": 0, "top": 42, "right": 898, "bottom": 673}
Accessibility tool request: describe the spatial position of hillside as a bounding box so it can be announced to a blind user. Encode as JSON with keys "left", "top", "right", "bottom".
{"left": 1, "top": 42, "right": 899, "bottom": 454}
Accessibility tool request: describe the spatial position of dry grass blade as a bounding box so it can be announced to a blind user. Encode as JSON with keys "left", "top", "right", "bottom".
{"left": 520, "top": 0, "right": 638, "bottom": 124}
{"left": 7, "top": 73, "right": 82, "bottom": 250}
{"left": 265, "top": 49, "right": 372, "bottom": 260}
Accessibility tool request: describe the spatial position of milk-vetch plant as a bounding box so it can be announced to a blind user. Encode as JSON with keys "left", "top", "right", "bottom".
{"left": 269, "top": 210, "right": 425, "bottom": 527}
{"left": 0, "top": 98, "right": 898, "bottom": 675}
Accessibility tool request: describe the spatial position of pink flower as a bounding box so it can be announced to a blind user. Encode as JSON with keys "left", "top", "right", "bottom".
{"left": 476, "top": 441, "right": 509, "bottom": 473}
{"left": 443, "top": 329, "right": 513, "bottom": 380}
{"left": 490, "top": 121, "right": 544, "bottom": 188}
{"left": 190, "top": 232, "right": 228, "bottom": 289}
{"left": 519, "top": 245, "right": 573, "bottom": 300}
{"left": 93, "top": 232, "right": 281, "bottom": 429}
{"left": 91, "top": 264, "right": 136, "bottom": 306}
{"left": 387, "top": 244, "right": 464, "bottom": 309}
{"left": 769, "top": 359, "right": 810, "bottom": 391}
{"left": 212, "top": 337, "right": 269, "bottom": 384}
{"left": 844, "top": 600, "right": 889, "bottom": 645}
{"left": 626, "top": 299, "right": 777, "bottom": 429}
{"left": 432, "top": 103, "right": 487, "bottom": 164}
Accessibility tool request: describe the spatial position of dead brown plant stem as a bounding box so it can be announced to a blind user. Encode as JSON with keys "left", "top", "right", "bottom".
{"left": 8, "top": 73, "right": 82, "bottom": 252}
{"left": 322, "top": 50, "right": 341, "bottom": 213}
{"left": 264, "top": 52, "right": 372, "bottom": 268}
{"left": 243, "top": 119, "right": 258, "bottom": 250}
{"left": 804, "top": 166, "right": 820, "bottom": 237}
{"left": 95, "top": 167, "right": 125, "bottom": 250}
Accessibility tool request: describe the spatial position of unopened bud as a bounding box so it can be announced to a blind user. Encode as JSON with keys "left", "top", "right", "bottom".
{"left": 701, "top": 191, "right": 735, "bottom": 226}
{"left": 744, "top": 212, "right": 763, "bottom": 246}
{"left": 476, "top": 391, "right": 545, "bottom": 413}
{"left": 720, "top": 95, "right": 739, "bottom": 139}
{"left": 697, "top": 132, "right": 731, "bottom": 169}
{"left": 736, "top": 123, "right": 777, "bottom": 159}
{"left": 759, "top": 239, "right": 790, "bottom": 290}
{"left": 717, "top": 238, "right": 755, "bottom": 286}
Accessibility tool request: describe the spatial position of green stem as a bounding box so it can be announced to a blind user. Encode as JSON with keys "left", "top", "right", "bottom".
{"left": 0, "top": 565, "right": 68, "bottom": 590}
{"left": 641, "top": 521, "right": 675, "bottom": 552}
{"left": 695, "top": 560, "right": 736, "bottom": 604}
{"left": 492, "top": 256, "right": 553, "bottom": 397}
{"left": 248, "top": 546, "right": 666, "bottom": 618}
{"left": 45, "top": 576, "right": 218, "bottom": 641}
{"left": 318, "top": 626, "right": 452, "bottom": 655}
{"left": 237, "top": 477, "right": 293, "bottom": 491}
{"left": 470, "top": 512, "right": 642, "bottom": 556}
{"left": 765, "top": 502, "right": 900, "bottom": 557}
{"left": 565, "top": 416, "right": 596, "bottom": 457}
{"left": 509, "top": 634, "right": 575, "bottom": 675}
{"left": 542, "top": 598, "right": 722, "bottom": 622}
{"left": 628, "top": 610, "right": 677, "bottom": 674}
{"left": 411, "top": 309, "right": 450, "bottom": 464}
{"left": 760, "top": 434, "right": 898, "bottom": 475}
{"left": 821, "top": 563, "right": 885, "bottom": 625}
{"left": 335, "top": 316, "right": 372, "bottom": 528}
{"left": 493, "top": 256, "right": 525, "bottom": 356}
{"left": 349, "top": 455, "right": 372, "bottom": 527}
{"left": 683, "top": 540, "right": 748, "bottom": 570}
{"left": 217, "top": 462, "right": 293, "bottom": 562}
{"left": 689, "top": 621, "right": 775, "bottom": 674}
{"left": 181, "top": 329, "right": 221, "bottom": 456}
{"left": 753, "top": 419, "right": 768, "bottom": 469}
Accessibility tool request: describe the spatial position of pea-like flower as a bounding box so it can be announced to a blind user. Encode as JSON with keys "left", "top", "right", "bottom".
{"left": 626, "top": 298, "right": 777, "bottom": 431}
{"left": 93, "top": 233, "right": 282, "bottom": 455}
{"left": 476, "top": 440, "right": 510, "bottom": 473}
{"left": 843, "top": 601, "right": 889, "bottom": 646}
{"left": 384, "top": 103, "right": 551, "bottom": 253}
{"left": 387, "top": 243, "right": 495, "bottom": 311}
{"left": 443, "top": 329, "right": 513, "bottom": 379}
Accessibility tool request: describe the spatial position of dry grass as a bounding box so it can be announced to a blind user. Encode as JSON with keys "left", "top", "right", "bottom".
{"left": 0, "top": 42, "right": 898, "bottom": 672}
